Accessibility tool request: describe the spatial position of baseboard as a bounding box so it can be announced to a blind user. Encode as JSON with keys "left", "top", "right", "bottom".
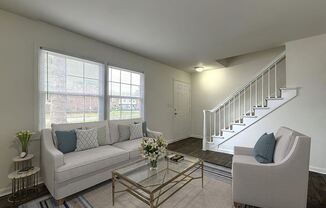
{"left": 0, "top": 180, "right": 44, "bottom": 197}
{"left": 190, "top": 134, "right": 202, "bottom": 139}
{"left": 310, "top": 166, "right": 326, "bottom": 175}
{"left": 167, "top": 137, "right": 185, "bottom": 144}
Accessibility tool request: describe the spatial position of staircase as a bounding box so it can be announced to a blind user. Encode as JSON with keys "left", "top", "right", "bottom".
{"left": 202, "top": 52, "right": 297, "bottom": 153}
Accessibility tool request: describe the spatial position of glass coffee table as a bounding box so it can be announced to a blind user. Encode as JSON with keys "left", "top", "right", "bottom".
{"left": 112, "top": 152, "right": 203, "bottom": 208}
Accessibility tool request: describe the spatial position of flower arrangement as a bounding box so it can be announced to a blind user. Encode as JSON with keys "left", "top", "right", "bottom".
{"left": 140, "top": 136, "right": 167, "bottom": 170}
{"left": 16, "top": 130, "right": 33, "bottom": 156}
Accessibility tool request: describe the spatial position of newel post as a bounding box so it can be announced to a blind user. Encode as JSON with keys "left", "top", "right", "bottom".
{"left": 203, "top": 110, "right": 207, "bottom": 151}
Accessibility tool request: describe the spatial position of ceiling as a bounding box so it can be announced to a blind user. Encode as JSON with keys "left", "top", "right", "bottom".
{"left": 1, "top": 0, "right": 326, "bottom": 72}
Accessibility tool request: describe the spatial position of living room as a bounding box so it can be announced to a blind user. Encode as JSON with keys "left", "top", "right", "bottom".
{"left": 0, "top": 1, "right": 325, "bottom": 208}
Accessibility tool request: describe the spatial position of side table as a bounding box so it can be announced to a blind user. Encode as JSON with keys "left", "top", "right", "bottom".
{"left": 8, "top": 154, "right": 40, "bottom": 204}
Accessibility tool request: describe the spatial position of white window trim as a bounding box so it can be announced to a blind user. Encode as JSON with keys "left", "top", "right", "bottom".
{"left": 38, "top": 48, "right": 106, "bottom": 129}
{"left": 107, "top": 65, "right": 145, "bottom": 121}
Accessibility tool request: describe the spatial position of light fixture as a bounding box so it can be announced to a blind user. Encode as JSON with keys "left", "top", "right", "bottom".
{"left": 195, "top": 66, "right": 204, "bottom": 72}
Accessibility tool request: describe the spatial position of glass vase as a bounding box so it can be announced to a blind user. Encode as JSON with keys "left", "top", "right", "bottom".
{"left": 149, "top": 157, "right": 159, "bottom": 170}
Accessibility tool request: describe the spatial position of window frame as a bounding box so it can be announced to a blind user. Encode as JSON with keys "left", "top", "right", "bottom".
{"left": 107, "top": 66, "right": 145, "bottom": 121}
{"left": 38, "top": 48, "right": 106, "bottom": 129}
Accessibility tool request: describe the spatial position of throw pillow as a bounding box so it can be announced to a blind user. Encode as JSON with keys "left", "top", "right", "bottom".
{"left": 118, "top": 124, "right": 130, "bottom": 142}
{"left": 55, "top": 130, "right": 77, "bottom": 154}
{"left": 86, "top": 126, "right": 107, "bottom": 146}
{"left": 130, "top": 123, "right": 143, "bottom": 140}
{"left": 134, "top": 121, "right": 148, "bottom": 137}
{"left": 75, "top": 128, "right": 99, "bottom": 151}
{"left": 253, "top": 133, "right": 276, "bottom": 163}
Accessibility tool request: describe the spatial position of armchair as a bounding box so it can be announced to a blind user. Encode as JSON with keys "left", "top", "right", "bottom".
{"left": 232, "top": 127, "right": 311, "bottom": 208}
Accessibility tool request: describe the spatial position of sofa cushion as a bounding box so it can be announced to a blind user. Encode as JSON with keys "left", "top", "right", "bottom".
{"left": 274, "top": 127, "right": 296, "bottom": 163}
{"left": 55, "top": 145, "right": 129, "bottom": 183}
{"left": 113, "top": 138, "right": 142, "bottom": 159}
{"left": 52, "top": 123, "right": 84, "bottom": 147}
{"left": 130, "top": 123, "right": 143, "bottom": 140}
{"left": 55, "top": 130, "right": 77, "bottom": 154}
{"left": 118, "top": 124, "right": 130, "bottom": 142}
{"left": 52, "top": 121, "right": 110, "bottom": 146}
{"left": 253, "top": 133, "right": 276, "bottom": 163}
{"left": 109, "top": 122, "right": 119, "bottom": 144}
{"left": 83, "top": 121, "right": 111, "bottom": 145}
{"left": 75, "top": 128, "right": 99, "bottom": 151}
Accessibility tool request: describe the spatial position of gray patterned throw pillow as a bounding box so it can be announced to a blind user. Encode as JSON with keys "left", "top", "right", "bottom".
{"left": 75, "top": 128, "right": 99, "bottom": 151}
{"left": 130, "top": 123, "right": 143, "bottom": 140}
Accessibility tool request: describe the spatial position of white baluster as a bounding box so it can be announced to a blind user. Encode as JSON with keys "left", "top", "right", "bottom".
{"left": 268, "top": 68, "right": 271, "bottom": 98}
{"left": 229, "top": 100, "right": 231, "bottom": 129}
{"left": 233, "top": 96, "right": 236, "bottom": 123}
{"left": 213, "top": 111, "right": 216, "bottom": 136}
{"left": 249, "top": 82, "right": 252, "bottom": 115}
{"left": 218, "top": 108, "right": 221, "bottom": 136}
{"left": 255, "top": 78, "right": 258, "bottom": 107}
{"left": 238, "top": 92, "right": 241, "bottom": 121}
{"left": 224, "top": 104, "right": 226, "bottom": 129}
{"left": 202, "top": 110, "right": 207, "bottom": 150}
{"left": 275, "top": 63, "right": 277, "bottom": 98}
{"left": 243, "top": 88, "right": 246, "bottom": 115}
{"left": 261, "top": 73, "right": 264, "bottom": 107}
{"left": 209, "top": 113, "right": 212, "bottom": 141}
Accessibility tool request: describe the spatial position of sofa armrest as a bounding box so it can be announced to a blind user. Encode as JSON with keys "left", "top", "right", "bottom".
{"left": 147, "top": 129, "right": 163, "bottom": 139}
{"left": 234, "top": 146, "right": 253, "bottom": 156}
{"left": 41, "top": 129, "right": 64, "bottom": 197}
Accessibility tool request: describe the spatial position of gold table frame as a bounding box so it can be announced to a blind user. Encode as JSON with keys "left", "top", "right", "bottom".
{"left": 112, "top": 158, "right": 203, "bottom": 208}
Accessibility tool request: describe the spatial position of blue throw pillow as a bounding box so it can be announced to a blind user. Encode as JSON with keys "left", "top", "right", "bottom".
{"left": 55, "top": 130, "right": 77, "bottom": 154}
{"left": 253, "top": 133, "right": 276, "bottom": 163}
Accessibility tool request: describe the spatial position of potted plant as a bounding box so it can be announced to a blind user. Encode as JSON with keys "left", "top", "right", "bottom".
{"left": 140, "top": 136, "right": 167, "bottom": 170}
{"left": 16, "top": 130, "right": 33, "bottom": 158}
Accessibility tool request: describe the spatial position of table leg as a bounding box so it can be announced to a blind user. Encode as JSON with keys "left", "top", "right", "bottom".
{"left": 201, "top": 161, "right": 204, "bottom": 188}
{"left": 112, "top": 173, "right": 115, "bottom": 206}
{"left": 150, "top": 193, "right": 154, "bottom": 208}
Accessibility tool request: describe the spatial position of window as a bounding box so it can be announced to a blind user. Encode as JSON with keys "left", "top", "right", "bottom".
{"left": 108, "top": 66, "right": 144, "bottom": 120}
{"left": 39, "top": 49, "right": 105, "bottom": 129}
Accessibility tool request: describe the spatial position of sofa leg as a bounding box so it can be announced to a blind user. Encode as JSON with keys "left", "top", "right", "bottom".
{"left": 234, "top": 202, "right": 241, "bottom": 208}
{"left": 56, "top": 198, "right": 65, "bottom": 206}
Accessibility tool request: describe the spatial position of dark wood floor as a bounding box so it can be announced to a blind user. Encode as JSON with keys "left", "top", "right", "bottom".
{"left": 1, "top": 137, "right": 325, "bottom": 208}
{"left": 168, "top": 137, "right": 326, "bottom": 208}
{"left": 168, "top": 137, "right": 233, "bottom": 168}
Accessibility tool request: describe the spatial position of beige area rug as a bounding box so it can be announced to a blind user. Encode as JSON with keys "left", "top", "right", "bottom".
{"left": 20, "top": 173, "right": 235, "bottom": 208}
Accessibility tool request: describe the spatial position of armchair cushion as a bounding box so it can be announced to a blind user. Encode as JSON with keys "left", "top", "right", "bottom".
{"left": 253, "top": 133, "right": 276, "bottom": 163}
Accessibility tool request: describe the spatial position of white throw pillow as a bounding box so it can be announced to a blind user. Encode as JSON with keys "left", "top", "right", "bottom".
{"left": 75, "top": 128, "right": 99, "bottom": 151}
{"left": 130, "top": 123, "right": 143, "bottom": 140}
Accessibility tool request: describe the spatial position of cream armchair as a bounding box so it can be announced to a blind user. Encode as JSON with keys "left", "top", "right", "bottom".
{"left": 232, "top": 127, "right": 311, "bottom": 208}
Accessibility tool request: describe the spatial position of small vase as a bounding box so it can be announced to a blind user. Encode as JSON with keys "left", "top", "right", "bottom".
{"left": 21, "top": 145, "right": 28, "bottom": 155}
{"left": 149, "top": 157, "right": 159, "bottom": 170}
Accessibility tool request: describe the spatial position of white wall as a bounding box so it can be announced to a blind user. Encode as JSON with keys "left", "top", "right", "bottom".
{"left": 218, "top": 33, "right": 326, "bottom": 174}
{"left": 191, "top": 47, "right": 285, "bottom": 137}
{"left": 0, "top": 9, "right": 190, "bottom": 194}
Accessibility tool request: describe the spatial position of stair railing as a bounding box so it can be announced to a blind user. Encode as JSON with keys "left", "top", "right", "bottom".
{"left": 202, "top": 51, "right": 286, "bottom": 150}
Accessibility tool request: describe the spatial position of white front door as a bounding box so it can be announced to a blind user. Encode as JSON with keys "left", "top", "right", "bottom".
{"left": 173, "top": 80, "right": 191, "bottom": 140}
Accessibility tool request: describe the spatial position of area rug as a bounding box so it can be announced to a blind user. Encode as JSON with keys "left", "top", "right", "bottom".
{"left": 19, "top": 173, "right": 247, "bottom": 208}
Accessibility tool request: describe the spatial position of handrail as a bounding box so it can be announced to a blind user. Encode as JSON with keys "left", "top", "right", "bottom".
{"left": 208, "top": 51, "right": 286, "bottom": 112}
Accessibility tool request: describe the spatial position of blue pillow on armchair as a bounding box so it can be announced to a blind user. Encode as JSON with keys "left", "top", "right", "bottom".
{"left": 253, "top": 133, "right": 276, "bottom": 163}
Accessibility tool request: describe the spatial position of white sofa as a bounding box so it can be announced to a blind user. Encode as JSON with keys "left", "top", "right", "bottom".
{"left": 41, "top": 120, "right": 162, "bottom": 201}
{"left": 232, "top": 127, "right": 311, "bottom": 208}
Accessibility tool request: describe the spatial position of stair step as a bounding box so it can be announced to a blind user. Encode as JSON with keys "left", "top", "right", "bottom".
{"left": 231, "top": 122, "right": 245, "bottom": 126}
{"left": 253, "top": 106, "right": 270, "bottom": 109}
{"left": 253, "top": 105, "right": 268, "bottom": 108}
{"left": 243, "top": 115, "right": 258, "bottom": 118}
{"left": 221, "top": 129, "right": 234, "bottom": 133}
{"left": 266, "top": 97, "right": 283, "bottom": 100}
